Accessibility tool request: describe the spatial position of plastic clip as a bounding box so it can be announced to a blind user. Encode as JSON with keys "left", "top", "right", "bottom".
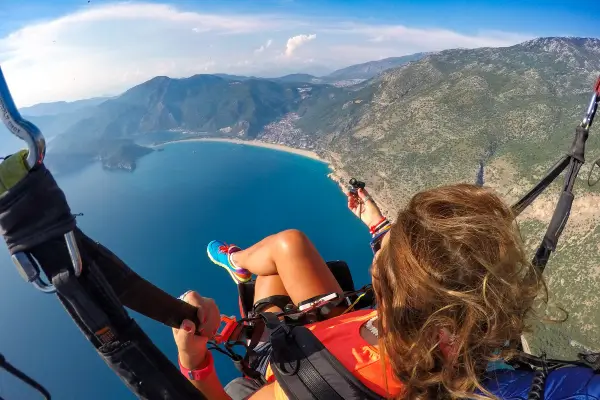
{"left": 213, "top": 315, "right": 239, "bottom": 344}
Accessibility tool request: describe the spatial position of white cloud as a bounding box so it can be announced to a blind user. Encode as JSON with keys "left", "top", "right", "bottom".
{"left": 346, "top": 24, "right": 530, "bottom": 49}
{"left": 254, "top": 39, "right": 273, "bottom": 53}
{"left": 285, "top": 34, "right": 316, "bottom": 57}
{"left": 0, "top": 2, "right": 535, "bottom": 106}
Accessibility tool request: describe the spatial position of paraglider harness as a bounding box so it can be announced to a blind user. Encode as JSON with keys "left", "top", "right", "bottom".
{"left": 0, "top": 60, "right": 598, "bottom": 399}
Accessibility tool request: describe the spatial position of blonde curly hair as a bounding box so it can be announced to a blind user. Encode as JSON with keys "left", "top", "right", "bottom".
{"left": 372, "top": 184, "right": 544, "bottom": 399}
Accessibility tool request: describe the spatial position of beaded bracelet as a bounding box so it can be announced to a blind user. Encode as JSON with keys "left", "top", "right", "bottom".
{"left": 369, "top": 217, "right": 388, "bottom": 233}
{"left": 370, "top": 220, "right": 390, "bottom": 235}
{"left": 370, "top": 225, "right": 391, "bottom": 253}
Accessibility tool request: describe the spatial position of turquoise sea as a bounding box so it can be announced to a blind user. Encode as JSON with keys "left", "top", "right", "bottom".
{"left": 0, "top": 142, "right": 374, "bottom": 399}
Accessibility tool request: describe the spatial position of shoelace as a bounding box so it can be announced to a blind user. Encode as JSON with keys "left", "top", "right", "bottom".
{"left": 218, "top": 244, "right": 233, "bottom": 254}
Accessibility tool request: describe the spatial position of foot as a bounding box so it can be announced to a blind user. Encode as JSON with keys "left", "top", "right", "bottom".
{"left": 207, "top": 240, "right": 252, "bottom": 284}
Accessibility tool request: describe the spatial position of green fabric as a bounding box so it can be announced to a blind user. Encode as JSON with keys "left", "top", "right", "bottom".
{"left": 0, "top": 150, "right": 29, "bottom": 195}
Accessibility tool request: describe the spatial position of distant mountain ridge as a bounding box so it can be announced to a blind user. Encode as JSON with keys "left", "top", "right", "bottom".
{"left": 10, "top": 53, "right": 425, "bottom": 157}
{"left": 20, "top": 97, "right": 110, "bottom": 117}
{"left": 203, "top": 55, "right": 430, "bottom": 85}
{"left": 47, "top": 74, "right": 350, "bottom": 162}
{"left": 325, "top": 53, "right": 428, "bottom": 80}
{"left": 27, "top": 52, "right": 428, "bottom": 161}
{"left": 273, "top": 74, "right": 324, "bottom": 84}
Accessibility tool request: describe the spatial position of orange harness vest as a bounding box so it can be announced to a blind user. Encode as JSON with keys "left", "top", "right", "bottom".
{"left": 265, "top": 309, "right": 403, "bottom": 399}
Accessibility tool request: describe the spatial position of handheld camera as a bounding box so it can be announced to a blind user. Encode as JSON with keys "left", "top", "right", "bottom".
{"left": 348, "top": 177, "right": 366, "bottom": 194}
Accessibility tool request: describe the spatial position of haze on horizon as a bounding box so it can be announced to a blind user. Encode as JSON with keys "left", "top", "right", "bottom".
{"left": 0, "top": 0, "right": 597, "bottom": 107}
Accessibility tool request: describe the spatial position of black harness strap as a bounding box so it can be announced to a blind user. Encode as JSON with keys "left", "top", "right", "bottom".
{"left": 263, "top": 312, "right": 383, "bottom": 400}
{"left": 0, "top": 353, "right": 51, "bottom": 400}
{"left": 511, "top": 119, "right": 596, "bottom": 272}
{"left": 510, "top": 127, "right": 588, "bottom": 271}
{"left": 0, "top": 164, "right": 201, "bottom": 330}
{"left": 0, "top": 164, "right": 207, "bottom": 400}
{"left": 77, "top": 230, "right": 201, "bottom": 330}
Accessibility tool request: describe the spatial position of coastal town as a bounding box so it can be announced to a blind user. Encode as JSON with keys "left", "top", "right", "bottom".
{"left": 258, "top": 112, "right": 318, "bottom": 152}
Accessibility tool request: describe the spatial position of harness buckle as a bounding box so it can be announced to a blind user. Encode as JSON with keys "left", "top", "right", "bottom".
{"left": 11, "top": 231, "right": 83, "bottom": 294}
{"left": 214, "top": 315, "right": 239, "bottom": 344}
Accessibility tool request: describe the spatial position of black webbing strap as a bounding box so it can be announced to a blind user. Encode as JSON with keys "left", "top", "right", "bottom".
{"left": 0, "top": 353, "right": 51, "bottom": 400}
{"left": 265, "top": 312, "right": 339, "bottom": 400}
{"left": 511, "top": 156, "right": 570, "bottom": 217}
{"left": 0, "top": 164, "right": 201, "bottom": 330}
{"left": 578, "top": 353, "right": 600, "bottom": 371}
{"left": 77, "top": 230, "right": 202, "bottom": 330}
{"left": 263, "top": 312, "right": 382, "bottom": 400}
{"left": 238, "top": 319, "right": 268, "bottom": 382}
{"left": 22, "top": 243, "right": 208, "bottom": 399}
{"left": 511, "top": 74, "right": 599, "bottom": 272}
{"left": 0, "top": 164, "right": 208, "bottom": 399}
{"left": 511, "top": 125, "right": 589, "bottom": 272}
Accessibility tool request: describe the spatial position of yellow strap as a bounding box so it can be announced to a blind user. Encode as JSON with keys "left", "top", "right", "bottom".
{"left": 341, "top": 292, "right": 367, "bottom": 315}
{"left": 0, "top": 150, "right": 30, "bottom": 195}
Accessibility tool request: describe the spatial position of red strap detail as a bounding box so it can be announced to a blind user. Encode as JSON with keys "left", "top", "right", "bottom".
{"left": 213, "top": 315, "right": 238, "bottom": 344}
{"left": 595, "top": 76, "right": 600, "bottom": 96}
{"left": 218, "top": 243, "right": 239, "bottom": 254}
{"left": 179, "top": 351, "right": 214, "bottom": 381}
{"left": 369, "top": 217, "right": 387, "bottom": 233}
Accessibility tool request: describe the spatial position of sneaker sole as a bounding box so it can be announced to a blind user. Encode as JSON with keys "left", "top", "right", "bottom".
{"left": 206, "top": 247, "right": 250, "bottom": 284}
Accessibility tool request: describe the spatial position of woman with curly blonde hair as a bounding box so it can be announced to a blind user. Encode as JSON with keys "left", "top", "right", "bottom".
{"left": 371, "top": 184, "right": 541, "bottom": 399}
{"left": 171, "top": 183, "right": 598, "bottom": 400}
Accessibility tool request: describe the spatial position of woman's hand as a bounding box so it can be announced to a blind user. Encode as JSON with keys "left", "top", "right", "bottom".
{"left": 173, "top": 291, "right": 221, "bottom": 369}
{"left": 347, "top": 188, "right": 384, "bottom": 228}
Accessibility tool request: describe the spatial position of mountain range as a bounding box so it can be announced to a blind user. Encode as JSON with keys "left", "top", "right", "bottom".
{"left": 0, "top": 54, "right": 425, "bottom": 163}
{"left": 2, "top": 37, "right": 600, "bottom": 357}
{"left": 20, "top": 97, "right": 111, "bottom": 117}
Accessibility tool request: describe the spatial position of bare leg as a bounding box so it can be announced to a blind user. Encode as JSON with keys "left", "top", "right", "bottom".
{"left": 253, "top": 275, "right": 288, "bottom": 313}
{"left": 233, "top": 229, "right": 342, "bottom": 306}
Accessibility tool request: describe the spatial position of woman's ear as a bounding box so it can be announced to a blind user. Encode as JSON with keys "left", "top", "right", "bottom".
{"left": 439, "top": 328, "right": 458, "bottom": 359}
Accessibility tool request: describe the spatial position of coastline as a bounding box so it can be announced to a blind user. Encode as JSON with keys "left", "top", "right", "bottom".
{"left": 150, "top": 136, "right": 395, "bottom": 217}
{"left": 152, "top": 137, "right": 325, "bottom": 163}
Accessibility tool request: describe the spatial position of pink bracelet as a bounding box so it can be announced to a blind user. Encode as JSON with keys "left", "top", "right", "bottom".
{"left": 179, "top": 351, "right": 214, "bottom": 381}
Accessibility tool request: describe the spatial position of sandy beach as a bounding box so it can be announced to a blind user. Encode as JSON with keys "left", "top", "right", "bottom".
{"left": 151, "top": 137, "right": 397, "bottom": 216}
{"left": 153, "top": 137, "right": 325, "bottom": 163}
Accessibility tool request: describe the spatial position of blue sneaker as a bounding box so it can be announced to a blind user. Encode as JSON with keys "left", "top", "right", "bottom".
{"left": 207, "top": 240, "right": 252, "bottom": 284}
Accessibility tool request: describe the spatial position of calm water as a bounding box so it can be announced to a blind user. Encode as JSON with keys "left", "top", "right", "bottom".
{"left": 0, "top": 142, "right": 373, "bottom": 399}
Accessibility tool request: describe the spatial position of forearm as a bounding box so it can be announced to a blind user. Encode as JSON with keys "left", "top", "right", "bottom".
{"left": 187, "top": 369, "right": 231, "bottom": 400}
{"left": 180, "top": 352, "right": 231, "bottom": 400}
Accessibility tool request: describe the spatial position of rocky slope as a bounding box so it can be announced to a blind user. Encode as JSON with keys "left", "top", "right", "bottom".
{"left": 287, "top": 37, "right": 600, "bottom": 357}
{"left": 316, "top": 37, "right": 600, "bottom": 212}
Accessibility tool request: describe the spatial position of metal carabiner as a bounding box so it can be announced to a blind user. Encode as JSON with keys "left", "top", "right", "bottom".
{"left": 1, "top": 67, "right": 81, "bottom": 293}
{"left": 582, "top": 76, "right": 600, "bottom": 130}
{"left": 10, "top": 231, "right": 83, "bottom": 294}
{"left": 0, "top": 66, "right": 46, "bottom": 169}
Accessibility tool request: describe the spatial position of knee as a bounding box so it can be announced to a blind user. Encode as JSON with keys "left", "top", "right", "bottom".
{"left": 275, "top": 229, "right": 311, "bottom": 254}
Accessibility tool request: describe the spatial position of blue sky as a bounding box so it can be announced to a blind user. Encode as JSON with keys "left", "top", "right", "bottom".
{"left": 0, "top": 0, "right": 597, "bottom": 106}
